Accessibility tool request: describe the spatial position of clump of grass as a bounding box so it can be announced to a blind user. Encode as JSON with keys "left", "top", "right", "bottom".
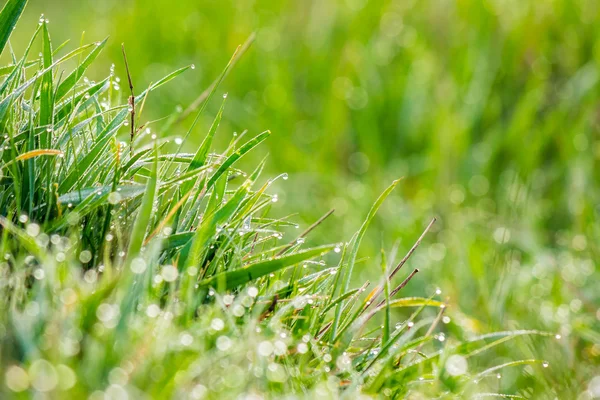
{"left": 0, "top": 1, "right": 556, "bottom": 398}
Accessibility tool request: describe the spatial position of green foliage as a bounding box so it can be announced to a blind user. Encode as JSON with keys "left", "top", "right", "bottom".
{"left": 0, "top": 0, "right": 27, "bottom": 55}
{"left": 0, "top": 3, "right": 583, "bottom": 400}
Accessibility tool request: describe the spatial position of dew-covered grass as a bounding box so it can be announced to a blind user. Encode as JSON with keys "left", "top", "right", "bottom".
{"left": 1, "top": 0, "right": 598, "bottom": 399}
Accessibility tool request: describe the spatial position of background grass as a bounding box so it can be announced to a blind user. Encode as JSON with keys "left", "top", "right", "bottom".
{"left": 2, "top": 0, "right": 600, "bottom": 398}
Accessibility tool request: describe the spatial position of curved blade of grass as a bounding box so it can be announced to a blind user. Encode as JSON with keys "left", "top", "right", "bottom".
{"left": 0, "top": 60, "right": 38, "bottom": 76}
{"left": 55, "top": 38, "right": 107, "bottom": 101}
{"left": 134, "top": 65, "right": 192, "bottom": 102}
{"left": 205, "top": 130, "right": 270, "bottom": 191}
{"left": 57, "top": 184, "right": 145, "bottom": 206}
{"left": 12, "top": 149, "right": 62, "bottom": 162}
{"left": 55, "top": 78, "right": 110, "bottom": 125}
{"left": 473, "top": 359, "right": 546, "bottom": 381}
{"left": 199, "top": 245, "right": 335, "bottom": 291}
{"left": 0, "top": 0, "right": 28, "bottom": 56}
{"left": 126, "top": 144, "right": 158, "bottom": 259}
{"left": 177, "top": 44, "right": 243, "bottom": 124}
{"left": 162, "top": 231, "right": 194, "bottom": 250}
{"left": 39, "top": 21, "right": 53, "bottom": 129}
{"left": 180, "top": 95, "right": 226, "bottom": 194}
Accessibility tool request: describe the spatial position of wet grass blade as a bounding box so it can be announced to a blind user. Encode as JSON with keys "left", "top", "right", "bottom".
{"left": 58, "top": 109, "right": 128, "bottom": 193}
{"left": 199, "top": 245, "right": 335, "bottom": 291}
{"left": 39, "top": 21, "right": 53, "bottom": 129}
{"left": 55, "top": 38, "right": 107, "bottom": 101}
{"left": 126, "top": 144, "right": 158, "bottom": 259}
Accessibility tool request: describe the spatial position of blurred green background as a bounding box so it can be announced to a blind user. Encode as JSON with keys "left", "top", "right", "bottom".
{"left": 11, "top": 0, "right": 600, "bottom": 397}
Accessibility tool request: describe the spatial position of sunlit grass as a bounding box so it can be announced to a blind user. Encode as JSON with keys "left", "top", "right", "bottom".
{"left": 0, "top": 1, "right": 583, "bottom": 399}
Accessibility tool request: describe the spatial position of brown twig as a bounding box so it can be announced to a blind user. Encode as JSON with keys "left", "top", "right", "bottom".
{"left": 388, "top": 217, "right": 436, "bottom": 280}
{"left": 376, "top": 268, "right": 420, "bottom": 308}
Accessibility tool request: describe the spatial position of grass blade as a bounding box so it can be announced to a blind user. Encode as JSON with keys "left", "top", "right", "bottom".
{"left": 55, "top": 38, "right": 107, "bottom": 101}
{"left": 0, "top": 0, "right": 28, "bottom": 56}
{"left": 199, "top": 245, "right": 335, "bottom": 291}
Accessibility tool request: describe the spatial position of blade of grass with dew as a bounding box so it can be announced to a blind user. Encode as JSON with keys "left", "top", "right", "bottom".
{"left": 205, "top": 130, "right": 271, "bottom": 192}
{"left": 39, "top": 21, "right": 53, "bottom": 130}
{"left": 58, "top": 108, "right": 128, "bottom": 192}
{"left": 182, "top": 161, "right": 265, "bottom": 270}
{"left": 473, "top": 359, "right": 547, "bottom": 381}
{"left": 125, "top": 144, "right": 158, "bottom": 259}
{"left": 199, "top": 244, "right": 336, "bottom": 291}
{"left": 134, "top": 65, "right": 192, "bottom": 102}
{"left": 54, "top": 38, "right": 107, "bottom": 101}
{"left": 54, "top": 78, "right": 110, "bottom": 124}
{"left": 180, "top": 95, "right": 226, "bottom": 194}
{"left": 57, "top": 184, "right": 146, "bottom": 206}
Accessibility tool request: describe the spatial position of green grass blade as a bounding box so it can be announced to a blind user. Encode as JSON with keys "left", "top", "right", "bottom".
{"left": 39, "top": 21, "right": 53, "bottom": 129}
{"left": 199, "top": 245, "right": 335, "bottom": 291}
{"left": 180, "top": 95, "right": 226, "bottom": 194}
{"left": 126, "top": 145, "right": 158, "bottom": 259}
{"left": 54, "top": 38, "right": 107, "bottom": 101}
{"left": 183, "top": 161, "right": 264, "bottom": 269}
{"left": 0, "top": 0, "right": 28, "bottom": 56}
{"left": 473, "top": 359, "right": 546, "bottom": 381}
{"left": 205, "top": 130, "right": 271, "bottom": 191}
{"left": 134, "top": 65, "right": 192, "bottom": 102}
{"left": 57, "top": 185, "right": 145, "bottom": 206}
{"left": 58, "top": 109, "right": 128, "bottom": 192}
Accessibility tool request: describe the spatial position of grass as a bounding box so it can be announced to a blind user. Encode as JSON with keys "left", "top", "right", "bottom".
{"left": 1, "top": 0, "right": 597, "bottom": 399}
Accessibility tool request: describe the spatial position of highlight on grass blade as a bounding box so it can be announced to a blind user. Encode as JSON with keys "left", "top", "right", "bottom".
{"left": 14, "top": 149, "right": 63, "bottom": 161}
